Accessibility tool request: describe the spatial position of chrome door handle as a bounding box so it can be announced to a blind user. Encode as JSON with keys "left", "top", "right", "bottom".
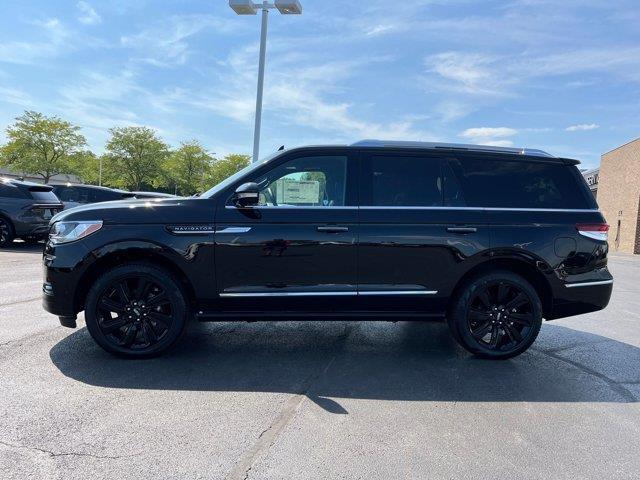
{"left": 317, "top": 226, "right": 349, "bottom": 233}
{"left": 446, "top": 227, "right": 477, "bottom": 234}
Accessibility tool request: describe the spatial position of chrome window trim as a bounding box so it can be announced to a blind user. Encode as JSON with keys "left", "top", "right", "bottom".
{"left": 219, "top": 290, "right": 438, "bottom": 297}
{"left": 564, "top": 279, "right": 614, "bottom": 288}
{"left": 224, "top": 205, "right": 599, "bottom": 213}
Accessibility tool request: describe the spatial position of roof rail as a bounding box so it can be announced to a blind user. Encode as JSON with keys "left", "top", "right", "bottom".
{"left": 351, "top": 140, "right": 554, "bottom": 158}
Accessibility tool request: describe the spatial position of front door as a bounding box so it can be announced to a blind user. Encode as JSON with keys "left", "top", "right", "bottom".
{"left": 214, "top": 149, "right": 358, "bottom": 311}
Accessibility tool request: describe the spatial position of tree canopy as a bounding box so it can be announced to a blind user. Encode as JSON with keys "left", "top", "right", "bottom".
{"left": 0, "top": 111, "right": 86, "bottom": 183}
{"left": 0, "top": 110, "right": 253, "bottom": 194}
{"left": 104, "top": 126, "right": 169, "bottom": 190}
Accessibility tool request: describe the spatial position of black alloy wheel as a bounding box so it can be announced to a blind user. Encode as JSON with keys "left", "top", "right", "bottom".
{"left": 448, "top": 271, "right": 543, "bottom": 359}
{"left": 85, "top": 264, "right": 188, "bottom": 358}
{"left": 0, "top": 217, "right": 14, "bottom": 247}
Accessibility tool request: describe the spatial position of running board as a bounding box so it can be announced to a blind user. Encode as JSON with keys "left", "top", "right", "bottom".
{"left": 195, "top": 310, "right": 444, "bottom": 321}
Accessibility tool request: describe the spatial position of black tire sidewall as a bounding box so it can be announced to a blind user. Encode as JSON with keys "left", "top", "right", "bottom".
{"left": 449, "top": 271, "right": 543, "bottom": 360}
{"left": 0, "top": 217, "right": 15, "bottom": 247}
{"left": 85, "top": 263, "right": 188, "bottom": 358}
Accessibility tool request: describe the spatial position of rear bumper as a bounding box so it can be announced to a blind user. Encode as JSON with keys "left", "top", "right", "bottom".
{"left": 548, "top": 279, "right": 613, "bottom": 320}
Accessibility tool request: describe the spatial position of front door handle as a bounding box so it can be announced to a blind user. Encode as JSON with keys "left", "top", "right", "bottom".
{"left": 446, "top": 227, "right": 477, "bottom": 234}
{"left": 317, "top": 226, "right": 349, "bottom": 233}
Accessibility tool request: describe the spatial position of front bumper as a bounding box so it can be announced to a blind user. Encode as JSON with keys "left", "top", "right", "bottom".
{"left": 42, "top": 239, "right": 91, "bottom": 321}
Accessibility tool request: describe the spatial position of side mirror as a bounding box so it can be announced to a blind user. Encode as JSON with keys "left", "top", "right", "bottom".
{"left": 234, "top": 182, "right": 260, "bottom": 208}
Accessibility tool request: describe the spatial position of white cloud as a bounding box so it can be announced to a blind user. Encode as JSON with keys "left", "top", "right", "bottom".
{"left": 179, "top": 43, "right": 436, "bottom": 144}
{"left": 566, "top": 123, "right": 599, "bottom": 131}
{"left": 0, "top": 86, "right": 33, "bottom": 107}
{"left": 0, "top": 18, "right": 71, "bottom": 64}
{"left": 461, "top": 127, "right": 518, "bottom": 138}
{"left": 77, "top": 1, "right": 101, "bottom": 26}
{"left": 460, "top": 127, "right": 518, "bottom": 147}
{"left": 121, "top": 15, "right": 237, "bottom": 67}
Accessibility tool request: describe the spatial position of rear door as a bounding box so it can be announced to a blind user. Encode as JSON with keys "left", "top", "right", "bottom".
{"left": 214, "top": 148, "right": 359, "bottom": 312}
{"left": 357, "top": 149, "right": 490, "bottom": 314}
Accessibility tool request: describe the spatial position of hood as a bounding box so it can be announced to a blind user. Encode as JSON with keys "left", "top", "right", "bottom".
{"left": 50, "top": 197, "right": 213, "bottom": 225}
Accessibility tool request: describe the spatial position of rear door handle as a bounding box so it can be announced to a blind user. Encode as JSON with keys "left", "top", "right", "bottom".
{"left": 446, "top": 227, "right": 477, "bottom": 234}
{"left": 317, "top": 226, "right": 349, "bottom": 233}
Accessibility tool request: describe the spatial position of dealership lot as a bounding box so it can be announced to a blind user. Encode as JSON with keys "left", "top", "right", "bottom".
{"left": 1, "top": 244, "right": 639, "bottom": 479}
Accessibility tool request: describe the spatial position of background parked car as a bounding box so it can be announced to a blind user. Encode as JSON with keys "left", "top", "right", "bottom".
{"left": 0, "top": 178, "right": 63, "bottom": 247}
{"left": 51, "top": 184, "right": 136, "bottom": 209}
{"left": 132, "top": 191, "right": 178, "bottom": 199}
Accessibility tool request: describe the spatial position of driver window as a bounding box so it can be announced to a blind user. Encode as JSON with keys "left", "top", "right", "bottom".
{"left": 254, "top": 156, "right": 347, "bottom": 207}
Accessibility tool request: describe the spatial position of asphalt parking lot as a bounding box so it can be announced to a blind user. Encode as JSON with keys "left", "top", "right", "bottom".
{"left": 1, "top": 244, "right": 639, "bottom": 479}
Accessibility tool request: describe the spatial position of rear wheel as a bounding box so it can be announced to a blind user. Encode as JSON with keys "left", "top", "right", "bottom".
{"left": 448, "top": 271, "right": 542, "bottom": 359}
{"left": 0, "top": 217, "right": 15, "bottom": 247}
{"left": 84, "top": 264, "right": 188, "bottom": 358}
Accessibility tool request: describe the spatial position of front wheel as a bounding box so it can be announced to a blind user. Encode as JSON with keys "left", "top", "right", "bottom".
{"left": 448, "top": 271, "right": 543, "bottom": 359}
{"left": 84, "top": 264, "right": 188, "bottom": 358}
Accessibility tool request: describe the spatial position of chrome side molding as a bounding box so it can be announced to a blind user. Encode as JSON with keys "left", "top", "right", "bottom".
{"left": 565, "top": 279, "right": 614, "bottom": 288}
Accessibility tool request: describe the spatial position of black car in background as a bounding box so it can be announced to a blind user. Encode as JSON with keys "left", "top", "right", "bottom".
{"left": 0, "top": 178, "right": 63, "bottom": 247}
{"left": 51, "top": 184, "right": 136, "bottom": 209}
{"left": 42, "top": 141, "right": 612, "bottom": 359}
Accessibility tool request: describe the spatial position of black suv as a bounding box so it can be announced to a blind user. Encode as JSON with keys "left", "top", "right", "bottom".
{"left": 0, "top": 178, "right": 63, "bottom": 247}
{"left": 42, "top": 141, "right": 612, "bottom": 359}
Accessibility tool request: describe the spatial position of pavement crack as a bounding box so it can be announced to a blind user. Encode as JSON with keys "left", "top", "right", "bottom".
{"left": 533, "top": 348, "right": 638, "bottom": 402}
{"left": 224, "top": 355, "right": 338, "bottom": 480}
{"left": 0, "top": 439, "right": 141, "bottom": 460}
{"left": 0, "top": 296, "right": 41, "bottom": 308}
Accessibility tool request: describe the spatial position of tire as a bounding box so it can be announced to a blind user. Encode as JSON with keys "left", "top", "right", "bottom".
{"left": 0, "top": 217, "right": 15, "bottom": 248}
{"left": 447, "top": 271, "right": 543, "bottom": 360}
{"left": 84, "top": 263, "right": 189, "bottom": 358}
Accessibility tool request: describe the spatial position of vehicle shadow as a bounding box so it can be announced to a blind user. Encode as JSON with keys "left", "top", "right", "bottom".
{"left": 0, "top": 241, "right": 44, "bottom": 253}
{"left": 50, "top": 321, "right": 639, "bottom": 413}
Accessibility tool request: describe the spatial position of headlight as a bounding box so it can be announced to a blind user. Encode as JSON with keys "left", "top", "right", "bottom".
{"left": 49, "top": 221, "right": 103, "bottom": 244}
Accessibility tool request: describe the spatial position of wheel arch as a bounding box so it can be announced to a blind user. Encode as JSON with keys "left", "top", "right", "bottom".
{"left": 74, "top": 245, "right": 197, "bottom": 313}
{"left": 448, "top": 256, "right": 554, "bottom": 319}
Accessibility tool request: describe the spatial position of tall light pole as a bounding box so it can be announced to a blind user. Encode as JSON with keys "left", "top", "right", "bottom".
{"left": 229, "top": 0, "right": 303, "bottom": 162}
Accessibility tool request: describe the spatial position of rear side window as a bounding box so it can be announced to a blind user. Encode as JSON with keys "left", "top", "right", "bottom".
{"left": 447, "top": 157, "right": 593, "bottom": 209}
{"left": 90, "top": 188, "right": 120, "bottom": 202}
{"left": 362, "top": 155, "right": 443, "bottom": 207}
{"left": 0, "top": 183, "right": 27, "bottom": 199}
{"left": 29, "top": 188, "right": 60, "bottom": 203}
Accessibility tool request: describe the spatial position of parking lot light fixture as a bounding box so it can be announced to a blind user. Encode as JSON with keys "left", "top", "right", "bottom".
{"left": 228, "top": 0, "right": 303, "bottom": 162}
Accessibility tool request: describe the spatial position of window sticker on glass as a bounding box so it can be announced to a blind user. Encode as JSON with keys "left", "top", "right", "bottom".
{"left": 276, "top": 178, "right": 320, "bottom": 204}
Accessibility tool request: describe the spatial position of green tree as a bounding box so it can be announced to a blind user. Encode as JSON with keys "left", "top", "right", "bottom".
{"left": 164, "top": 141, "right": 213, "bottom": 195}
{"left": 0, "top": 111, "right": 86, "bottom": 183}
{"left": 104, "top": 126, "right": 168, "bottom": 190}
{"left": 68, "top": 150, "right": 101, "bottom": 185}
{"left": 206, "top": 154, "right": 251, "bottom": 188}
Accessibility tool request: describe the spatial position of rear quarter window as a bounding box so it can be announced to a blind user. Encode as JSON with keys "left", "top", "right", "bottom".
{"left": 447, "top": 156, "right": 594, "bottom": 209}
{"left": 0, "top": 183, "right": 27, "bottom": 199}
{"left": 29, "top": 189, "right": 60, "bottom": 203}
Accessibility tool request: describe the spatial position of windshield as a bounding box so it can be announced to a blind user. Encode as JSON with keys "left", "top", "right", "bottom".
{"left": 201, "top": 150, "right": 283, "bottom": 198}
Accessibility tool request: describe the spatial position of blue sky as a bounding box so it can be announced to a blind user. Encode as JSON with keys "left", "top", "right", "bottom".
{"left": 0, "top": 0, "right": 638, "bottom": 168}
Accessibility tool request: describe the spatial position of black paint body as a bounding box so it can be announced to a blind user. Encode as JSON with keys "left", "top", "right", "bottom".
{"left": 42, "top": 146, "right": 613, "bottom": 324}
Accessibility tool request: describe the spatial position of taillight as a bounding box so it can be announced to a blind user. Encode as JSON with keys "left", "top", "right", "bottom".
{"left": 576, "top": 223, "right": 609, "bottom": 241}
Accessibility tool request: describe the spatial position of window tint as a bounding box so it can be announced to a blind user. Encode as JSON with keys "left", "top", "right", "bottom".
{"left": 448, "top": 157, "right": 592, "bottom": 209}
{"left": 0, "top": 183, "right": 26, "bottom": 199}
{"left": 90, "top": 188, "right": 119, "bottom": 202}
{"left": 54, "top": 186, "right": 88, "bottom": 203}
{"left": 252, "top": 156, "right": 348, "bottom": 207}
{"left": 29, "top": 188, "right": 60, "bottom": 203}
{"left": 363, "top": 156, "right": 442, "bottom": 207}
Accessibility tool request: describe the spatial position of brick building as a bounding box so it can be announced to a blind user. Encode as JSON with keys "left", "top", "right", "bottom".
{"left": 597, "top": 137, "right": 640, "bottom": 254}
